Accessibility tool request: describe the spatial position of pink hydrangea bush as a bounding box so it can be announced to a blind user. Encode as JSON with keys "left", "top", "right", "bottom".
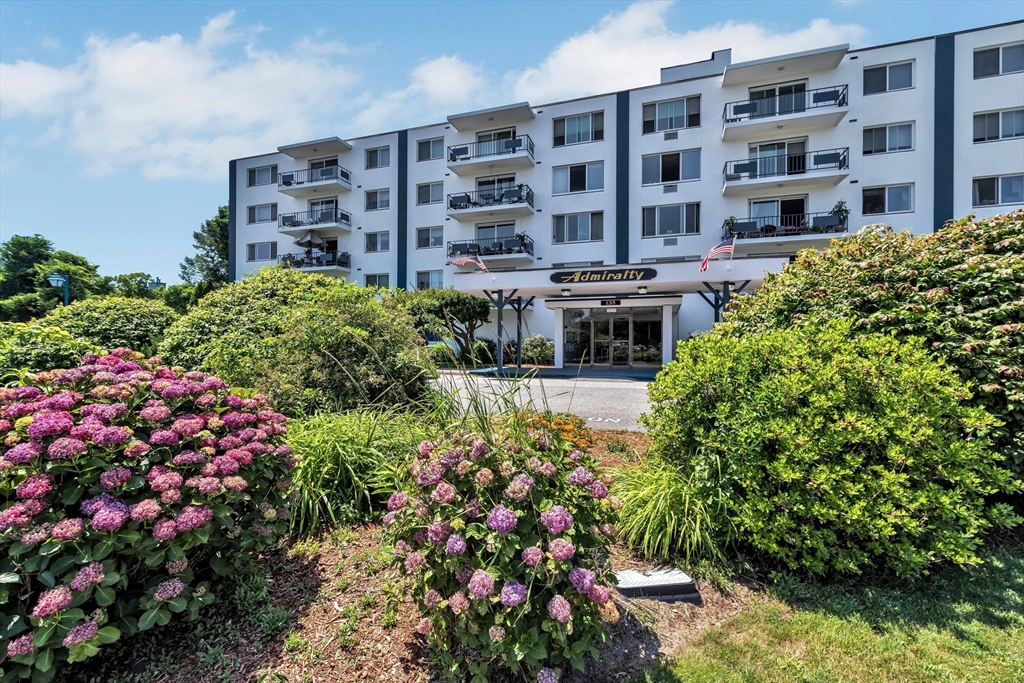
{"left": 0, "top": 349, "right": 294, "bottom": 680}
{"left": 385, "top": 425, "right": 619, "bottom": 683}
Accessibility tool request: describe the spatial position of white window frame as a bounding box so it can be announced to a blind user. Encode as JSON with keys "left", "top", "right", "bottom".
{"left": 417, "top": 138, "right": 444, "bottom": 161}
{"left": 416, "top": 227, "right": 444, "bottom": 249}
{"left": 972, "top": 174, "right": 1024, "bottom": 207}
{"left": 862, "top": 122, "right": 915, "bottom": 155}
{"left": 247, "top": 203, "right": 277, "bottom": 224}
{"left": 553, "top": 212, "right": 604, "bottom": 244}
{"left": 862, "top": 184, "right": 914, "bottom": 215}
{"left": 641, "top": 149, "right": 701, "bottom": 185}
{"left": 641, "top": 203, "right": 700, "bottom": 238}
{"left": 974, "top": 42, "right": 1024, "bottom": 79}
{"left": 973, "top": 108, "right": 1024, "bottom": 143}
{"left": 416, "top": 270, "right": 443, "bottom": 290}
{"left": 417, "top": 181, "right": 444, "bottom": 205}
{"left": 246, "top": 242, "right": 277, "bottom": 262}
{"left": 365, "top": 231, "right": 390, "bottom": 253}
{"left": 365, "top": 146, "right": 390, "bottom": 169}
{"left": 247, "top": 164, "right": 277, "bottom": 187}
{"left": 365, "top": 189, "right": 390, "bottom": 211}
{"left": 552, "top": 161, "right": 604, "bottom": 195}
{"left": 365, "top": 273, "right": 390, "bottom": 288}
{"left": 863, "top": 61, "right": 915, "bottom": 95}
{"left": 642, "top": 95, "right": 701, "bottom": 134}
{"left": 553, "top": 112, "right": 605, "bottom": 147}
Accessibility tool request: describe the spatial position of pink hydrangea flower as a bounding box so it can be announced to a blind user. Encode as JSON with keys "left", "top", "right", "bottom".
{"left": 540, "top": 506, "right": 573, "bottom": 535}
{"left": 93, "top": 426, "right": 132, "bottom": 447}
{"left": 431, "top": 481, "right": 457, "bottom": 504}
{"left": 548, "top": 538, "right": 575, "bottom": 562}
{"left": 124, "top": 442, "right": 151, "bottom": 458}
{"left": 475, "top": 468, "right": 494, "bottom": 486}
{"left": 16, "top": 473, "right": 53, "bottom": 499}
{"left": 468, "top": 570, "right": 495, "bottom": 599}
{"left": 222, "top": 476, "right": 248, "bottom": 492}
{"left": 99, "top": 467, "right": 132, "bottom": 490}
{"left": 172, "top": 450, "right": 206, "bottom": 466}
{"left": 548, "top": 595, "right": 571, "bottom": 623}
{"left": 427, "top": 519, "right": 451, "bottom": 544}
{"left": 51, "top": 517, "right": 84, "bottom": 540}
{"left": 153, "top": 518, "right": 177, "bottom": 541}
{"left": 586, "top": 585, "right": 611, "bottom": 605}
{"left": 504, "top": 474, "right": 534, "bottom": 501}
{"left": 489, "top": 625, "right": 506, "bottom": 642}
{"left": 160, "top": 488, "right": 182, "bottom": 504}
{"left": 404, "top": 552, "right": 426, "bottom": 572}
{"left": 387, "top": 492, "right": 408, "bottom": 511}
{"left": 537, "top": 668, "right": 559, "bottom": 683}
{"left": 70, "top": 562, "right": 105, "bottom": 591}
{"left": 33, "top": 585, "right": 72, "bottom": 617}
{"left": 154, "top": 578, "right": 185, "bottom": 601}
{"left": 424, "top": 589, "right": 442, "bottom": 609}
{"left": 212, "top": 455, "right": 239, "bottom": 475}
{"left": 522, "top": 546, "right": 544, "bottom": 567}
{"left": 6, "top": 633, "right": 35, "bottom": 657}
{"left": 91, "top": 504, "right": 129, "bottom": 532}
{"left": 27, "top": 411, "right": 74, "bottom": 441}
{"left": 47, "top": 437, "right": 87, "bottom": 460}
{"left": 171, "top": 416, "right": 204, "bottom": 438}
{"left": 448, "top": 591, "right": 470, "bottom": 615}
{"left": 415, "top": 617, "right": 432, "bottom": 634}
{"left": 174, "top": 505, "right": 213, "bottom": 532}
{"left": 63, "top": 621, "right": 99, "bottom": 647}
{"left": 130, "top": 499, "right": 162, "bottom": 522}
{"left": 149, "top": 429, "right": 179, "bottom": 446}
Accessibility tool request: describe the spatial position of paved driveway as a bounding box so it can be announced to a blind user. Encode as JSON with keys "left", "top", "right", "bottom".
{"left": 435, "top": 372, "right": 651, "bottom": 431}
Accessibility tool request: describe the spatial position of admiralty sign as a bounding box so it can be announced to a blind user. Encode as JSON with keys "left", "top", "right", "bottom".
{"left": 549, "top": 267, "right": 657, "bottom": 284}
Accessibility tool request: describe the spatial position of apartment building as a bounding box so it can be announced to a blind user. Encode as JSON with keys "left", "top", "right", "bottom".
{"left": 229, "top": 20, "right": 1024, "bottom": 369}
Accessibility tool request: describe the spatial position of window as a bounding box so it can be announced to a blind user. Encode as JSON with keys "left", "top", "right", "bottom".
{"left": 417, "top": 227, "right": 444, "bottom": 249}
{"left": 863, "top": 62, "right": 913, "bottom": 94}
{"left": 365, "top": 189, "right": 390, "bottom": 211}
{"left": 553, "top": 161, "right": 604, "bottom": 194}
{"left": 642, "top": 150, "right": 701, "bottom": 184}
{"left": 416, "top": 271, "right": 443, "bottom": 290}
{"left": 476, "top": 223, "right": 515, "bottom": 241}
{"left": 863, "top": 123, "right": 914, "bottom": 154}
{"left": 417, "top": 138, "right": 444, "bottom": 161}
{"left": 246, "top": 242, "right": 277, "bottom": 262}
{"left": 641, "top": 203, "right": 700, "bottom": 237}
{"left": 365, "top": 146, "right": 390, "bottom": 169}
{"left": 973, "top": 109, "right": 1024, "bottom": 142}
{"left": 973, "top": 175, "right": 1024, "bottom": 206}
{"left": 365, "top": 232, "right": 390, "bottom": 253}
{"left": 247, "top": 203, "right": 277, "bottom": 224}
{"left": 974, "top": 43, "right": 1024, "bottom": 78}
{"left": 247, "top": 165, "right": 277, "bottom": 187}
{"left": 417, "top": 182, "right": 444, "bottom": 205}
{"left": 642, "top": 95, "right": 700, "bottom": 133}
{"left": 553, "top": 212, "right": 604, "bottom": 243}
{"left": 862, "top": 184, "right": 913, "bottom": 214}
{"left": 366, "top": 273, "right": 390, "bottom": 288}
{"left": 553, "top": 112, "right": 604, "bottom": 146}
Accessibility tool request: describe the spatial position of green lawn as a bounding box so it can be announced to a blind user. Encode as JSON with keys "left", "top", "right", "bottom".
{"left": 633, "top": 544, "right": 1024, "bottom": 683}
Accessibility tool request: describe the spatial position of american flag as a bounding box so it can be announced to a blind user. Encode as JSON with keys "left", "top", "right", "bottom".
{"left": 698, "top": 237, "right": 735, "bottom": 273}
{"left": 450, "top": 254, "right": 488, "bottom": 271}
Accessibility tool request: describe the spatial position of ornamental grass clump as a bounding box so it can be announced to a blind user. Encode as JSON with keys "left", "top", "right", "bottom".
{"left": 385, "top": 426, "right": 619, "bottom": 683}
{"left": 0, "top": 348, "right": 295, "bottom": 680}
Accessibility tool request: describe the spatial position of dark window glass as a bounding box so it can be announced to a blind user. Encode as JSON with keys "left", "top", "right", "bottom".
{"left": 863, "top": 127, "right": 887, "bottom": 154}
{"left": 661, "top": 153, "right": 681, "bottom": 183}
{"left": 684, "top": 203, "right": 700, "bottom": 234}
{"left": 642, "top": 104, "right": 656, "bottom": 134}
{"left": 642, "top": 207, "right": 656, "bottom": 237}
{"left": 642, "top": 156, "right": 660, "bottom": 184}
{"left": 593, "top": 113, "right": 604, "bottom": 141}
{"left": 553, "top": 119, "right": 566, "bottom": 147}
{"left": 569, "top": 164, "right": 587, "bottom": 192}
{"left": 973, "top": 113, "right": 1000, "bottom": 142}
{"left": 417, "top": 140, "right": 432, "bottom": 161}
{"left": 1003, "top": 44, "right": 1024, "bottom": 73}
{"left": 888, "top": 63, "right": 912, "bottom": 90}
{"left": 973, "top": 177, "right": 998, "bottom": 206}
{"left": 686, "top": 96, "right": 701, "bottom": 128}
{"left": 862, "top": 187, "right": 886, "bottom": 214}
{"left": 591, "top": 212, "right": 604, "bottom": 240}
{"left": 863, "top": 66, "right": 887, "bottom": 94}
{"left": 658, "top": 205, "right": 681, "bottom": 235}
{"left": 974, "top": 48, "right": 1000, "bottom": 78}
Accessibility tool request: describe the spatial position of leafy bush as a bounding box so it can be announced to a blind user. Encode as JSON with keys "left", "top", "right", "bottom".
{"left": 523, "top": 412, "right": 596, "bottom": 451}
{"left": 459, "top": 338, "right": 496, "bottom": 367}
{"left": 0, "top": 349, "right": 294, "bottom": 679}
{"left": 159, "top": 269, "right": 432, "bottom": 414}
{"left": 0, "top": 324, "right": 100, "bottom": 374}
{"left": 397, "top": 289, "right": 491, "bottom": 359}
{"left": 286, "top": 410, "right": 430, "bottom": 536}
{"left": 725, "top": 211, "right": 1024, "bottom": 475}
{"left": 385, "top": 425, "right": 619, "bottom": 682}
{"left": 43, "top": 297, "right": 180, "bottom": 354}
{"left": 643, "top": 322, "right": 1021, "bottom": 576}
{"left": 504, "top": 335, "right": 555, "bottom": 366}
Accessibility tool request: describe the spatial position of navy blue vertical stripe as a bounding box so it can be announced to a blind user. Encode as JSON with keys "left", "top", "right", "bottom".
{"left": 397, "top": 130, "right": 409, "bottom": 289}
{"left": 615, "top": 91, "right": 630, "bottom": 264}
{"left": 933, "top": 34, "right": 955, "bottom": 232}
{"left": 227, "top": 160, "right": 237, "bottom": 282}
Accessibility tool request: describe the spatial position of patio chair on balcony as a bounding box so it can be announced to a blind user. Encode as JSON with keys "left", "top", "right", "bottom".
{"left": 281, "top": 214, "right": 299, "bottom": 227}
{"left": 280, "top": 173, "right": 294, "bottom": 187}
{"left": 467, "top": 242, "right": 482, "bottom": 256}
{"left": 503, "top": 237, "right": 523, "bottom": 253}
{"left": 811, "top": 214, "right": 842, "bottom": 231}
{"left": 450, "top": 194, "right": 471, "bottom": 210}
{"left": 449, "top": 146, "right": 469, "bottom": 162}
{"left": 503, "top": 188, "right": 522, "bottom": 204}
{"left": 478, "top": 192, "right": 496, "bottom": 206}
{"left": 504, "top": 138, "right": 523, "bottom": 153}
{"left": 731, "top": 221, "right": 760, "bottom": 237}
{"left": 450, "top": 242, "right": 469, "bottom": 258}
{"left": 323, "top": 252, "right": 337, "bottom": 266}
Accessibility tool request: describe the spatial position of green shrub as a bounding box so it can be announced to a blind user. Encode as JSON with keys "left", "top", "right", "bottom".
{"left": 504, "top": 335, "right": 555, "bottom": 366}
{"left": 42, "top": 297, "right": 179, "bottom": 354}
{"left": 643, "top": 322, "right": 1021, "bottom": 576}
{"left": 0, "top": 349, "right": 294, "bottom": 679}
{"left": 385, "top": 424, "right": 619, "bottom": 681}
{"left": 725, "top": 210, "right": 1024, "bottom": 475}
{"left": 0, "top": 323, "right": 100, "bottom": 374}
{"left": 460, "top": 337, "right": 496, "bottom": 366}
{"left": 286, "top": 410, "right": 430, "bottom": 536}
{"left": 397, "top": 288, "right": 491, "bottom": 359}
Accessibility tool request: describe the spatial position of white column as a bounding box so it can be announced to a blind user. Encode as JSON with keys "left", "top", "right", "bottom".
{"left": 553, "top": 308, "right": 565, "bottom": 369}
{"left": 661, "top": 304, "right": 674, "bottom": 366}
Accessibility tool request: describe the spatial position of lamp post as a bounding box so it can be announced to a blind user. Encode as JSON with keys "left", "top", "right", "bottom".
{"left": 47, "top": 273, "right": 69, "bottom": 306}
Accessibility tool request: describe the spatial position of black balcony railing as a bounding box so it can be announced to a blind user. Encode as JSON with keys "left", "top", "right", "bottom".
{"left": 448, "top": 234, "right": 535, "bottom": 259}
{"left": 722, "top": 212, "right": 848, "bottom": 239}
{"left": 279, "top": 251, "right": 351, "bottom": 269}
{"left": 723, "top": 148, "right": 849, "bottom": 182}
{"left": 723, "top": 85, "right": 848, "bottom": 123}
{"left": 448, "top": 135, "right": 536, "bottom": 163}
{"left": 447, "top": 185, "right": 535, "bottom": 211}
{"left": 278, "top": 208, "right": 352, "bottom": 229}
{"left": 278, "top": 165, "right": 352, "bottom": 189}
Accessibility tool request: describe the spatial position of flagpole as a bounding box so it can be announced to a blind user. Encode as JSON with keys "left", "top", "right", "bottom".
{"left": 727, "top": 236, "right": 735, "bottom": 271}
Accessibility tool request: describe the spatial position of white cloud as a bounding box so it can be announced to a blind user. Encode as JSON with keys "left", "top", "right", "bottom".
{"left": 0, "top": 11, "right": 357, "bottom": 180}
{"left": 40, "top": 37, "right": 61, "bottom": 50}
{"left": 511, "top": 1, "right": 869, "bottom": 103}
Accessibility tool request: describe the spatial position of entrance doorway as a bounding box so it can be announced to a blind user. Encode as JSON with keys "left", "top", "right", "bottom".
{"left": 564, "top": 307, "right": 663, "bottom": 368}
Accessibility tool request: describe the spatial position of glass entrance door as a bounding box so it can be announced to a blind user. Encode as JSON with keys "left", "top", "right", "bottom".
{"left": 611, "top": 319, "right": 630, "bottom": 366}
{"left": 593, "top": 319, "right": 610, "bottom": 365}
{"left": 564, "top": 308, "right": 669, "bottom": 368}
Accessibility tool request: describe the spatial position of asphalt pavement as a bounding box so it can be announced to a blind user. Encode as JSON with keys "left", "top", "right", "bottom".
{"left": 434, "top": 372, "right": 651, "bottom": 431}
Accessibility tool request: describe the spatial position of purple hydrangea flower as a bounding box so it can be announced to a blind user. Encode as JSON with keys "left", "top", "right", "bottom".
{"left": 63, "top": 621, "right": 99, "bottom": 647}
{"left": 16, "top": 473, "right": 52, "bottom": 499}
{"left": 486, "top": 504, "right": 518, "bottom": 535}
{"left": 465, "top": 498, "right": 482, "bottom": 519}
{"left": 70, "top": 562, "right": 105, "bottom": 591}
{"left": 149, "top": 429, "right": 180, "bottom": 446}
{"left": 569, "top": 568, "right": 596, "bottom": 594}
{"left": 568, "top": 467, "right": 595, "bottom": 486}
{"left": 47, "top": 437, "right": 87, "bottom": 460}
{"left": 589, "top": 481, "right": 609, "bottom": 499}
{"left": 153, "top": 518, "right": 177, "bottom": 541}
{"left": 171, "top": 416, "right": 204, "bottom": 438}
{"left": 174, "top": 505, "right": 213, "bottom": 532}
{"left": 6, "top": 633, "right": 35, "bottom": 657}
{"left": 489, "top": 625, "right": 506, "bottom": 642}
{"left": 567, "top": 450, "right": 583, "bottom": 462}
{"left": 439, "top": 448, "right": 464, "bottom": 469}
{"left": 414, "top": 461, "right": 445, "bottom": 487}
{"left": 33, "top": 585, "right": 72, "bottom": 617}
{"left": 537, "top": 668, "right": 559, "bottom": 683}
{"left": 27, "top": 411, "right": 74, "bottom": 441}
{"left": 424, "top": 589, "right": 442, "bottom": 609}
{"left": 394, "top": 540, "right": 411, "bottom": 556}
{"left": 431, "top": 481, "right": 457, "bottom": 504}
{"left": 415, "top": 617, "right": 432, "bottom": 634}
{"left": 80, "top": 493, "right": 120, "bottom": 516}
{"left": 540, "top": 505, "right": 573, "bottom": 535}
{"left": 548, "top": 538, "right": 575, "bottom": 562}
{"left": 50, "top": 517, "right": 84, "bottom": 540}
{"left": 19, "top": 524, "right": 51, "bottom": 547}
{"left": 139, "top": 405, "right": 172, "bottom": 423}
{"left": 448, "top": 591, "right": 469, "bottom": 615}
{"left": 91, "top": 504, "right": 129, "bottom": 532}
{"left": 387, "top": 491, "right": 408, "bottom": 511}
{"left": 445, "top": 534, "right": 467, "bottom": 556}
{"left": 468, "top": 569, "right": 495, "bottom": 599}
{"left": 382, "top": 511, "right": 397, "bottom": 526}
{"left": 93, "top": 426, "right": 132, "bottom": 447}
{"left": 172, "top": 450, "right": 206, "bottom": 466}
{"left": 587, "top": 585, "right": 611, "bottom": 605}
{"left": 469, "top": 440, "right": 490, "bottom": 460}
{"left": 153, "top": 578, "right": 185, "bottom": 601}
{"left": 522, "top": 546, "right": 544, "bottom": 567}
{"left": 427, "top": 519, "right": 452, "bottom": 544}
{"left": 504, "top": 474, "right": 534, "bottom": 501}
{"left": 99, "top": 467, "right": 132, "bottom": 490}
{"left": 548, "top": 594, "right": 571, "bottom": 623}
{"left": 500, "top": 581, "right": 527, "bottom": 607}
{"left": 539, "top": 461, "right": 558, "bottom": 477}
{"left": 404, "top": 551, "right": 426, "bottom": 572}
{"left": 417, "top": 440, "right": 435, "bottom": 458}
{"left": 475, "top": 468, "right": 494, "bottom": 486}
{"left": 4, "top": 442, "right": 43, "bottom": 464}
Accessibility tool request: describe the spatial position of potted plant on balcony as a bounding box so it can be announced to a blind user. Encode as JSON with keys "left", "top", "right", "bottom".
{"left": 725, "top": 216, "right": 737, "bottom": 235}
{"left": 829, "top": 199, "right": 850, "bottom": 232}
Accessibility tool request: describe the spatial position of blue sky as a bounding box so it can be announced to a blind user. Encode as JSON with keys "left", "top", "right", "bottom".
{"left": 2, "top": 0, "right": 1022, "bottom": 283}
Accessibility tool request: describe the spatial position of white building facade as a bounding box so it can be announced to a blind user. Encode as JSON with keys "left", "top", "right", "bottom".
{"left": 230, "top": 21, "right": 1024, "bottom": 369}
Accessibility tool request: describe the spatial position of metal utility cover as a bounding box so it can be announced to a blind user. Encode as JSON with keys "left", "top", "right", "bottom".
{"left": 615, "top": 569, "right": 700, "bottom": 603}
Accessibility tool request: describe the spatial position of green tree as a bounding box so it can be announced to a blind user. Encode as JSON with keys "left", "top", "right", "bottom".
{"left": 0, "top": 234, "right": 54, "bottom": 299}
{"left": 43, "top": 296, "right": 179, "bottom": 353}
{"left": 397, "top": 288, "right": 491, "bottom": 356}
{"left": 179, "top": 205, "right": 229, "bottom": 287}
{"left": 110, "top": 272, "right": 159, "bottom": 299}
{"left": 159, "top": 282, "right": 197, "bottom": 314}
{"left": 33, "top": 250, "right": 111, "bottom": 306}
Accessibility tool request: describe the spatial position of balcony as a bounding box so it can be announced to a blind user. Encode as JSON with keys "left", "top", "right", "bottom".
{"left": 722, "top": 212, "right": 848, "bottom": 244}
{"left": 448, "top": 234, "right": 535, "bottom": 265}
{"left": 277, "top": 166, "right": 352, "bottom": 197}
{"left": 447, "top": 135, "right": 536, "bottom": 176}
{"left": 722, "top": 148, "right": 849, "bottom": 196}
{"left": 278, "top": 208, "right": 352, "bottom": 237}
{"left": 447, "top": 186, "right": 535, "bottom": 221}
{"left": 722, "top": 85, "right": 848, "bottom": 141}
{"left": 279, "top": 251, "right": 351, "bottom": 276}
